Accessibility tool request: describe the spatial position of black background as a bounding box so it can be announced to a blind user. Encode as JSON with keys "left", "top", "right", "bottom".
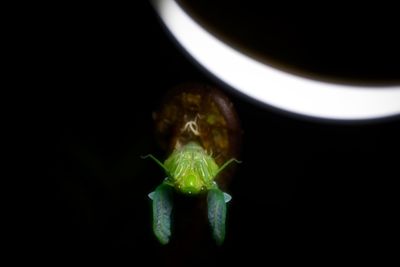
{"left": 37, "top": 1, "right": 399, "bottom": 265}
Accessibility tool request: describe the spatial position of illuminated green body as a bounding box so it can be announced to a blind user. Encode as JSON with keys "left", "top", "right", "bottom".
{"left": 164, "top": 142, "right": 219, "bottom": 194}
{"left": 145, "top": 85, "right": 241, "bottom": 245}
{"left": 144, "top": 142, "right": 238, "bottom": 245}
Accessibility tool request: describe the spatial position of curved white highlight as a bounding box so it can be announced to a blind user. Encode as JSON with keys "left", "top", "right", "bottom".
{"left": 151, "top": 0, "right": 400, "bottom": 120}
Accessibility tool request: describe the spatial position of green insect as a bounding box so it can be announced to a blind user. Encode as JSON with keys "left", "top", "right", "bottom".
{"left": 144, "top": 84, "right": 242, "bottom": 245}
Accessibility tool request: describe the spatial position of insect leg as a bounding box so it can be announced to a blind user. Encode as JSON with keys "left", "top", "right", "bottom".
{"left": 214, "top": 158, "right": 241, "bottom": 178}
{"left": 141, "top": 154, "right": 171, "bottom": 176}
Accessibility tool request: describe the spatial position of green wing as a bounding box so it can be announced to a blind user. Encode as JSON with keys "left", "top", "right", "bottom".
{"left": 207, "top": 188, "right": 230, "bottom": 245}
{"left": 149, "top": 183, "right": 174, "bottom": 244}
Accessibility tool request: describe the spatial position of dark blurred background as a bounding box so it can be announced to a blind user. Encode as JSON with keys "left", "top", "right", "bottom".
{"left": 37, "top": 1, "right": 399, "bottom": 265}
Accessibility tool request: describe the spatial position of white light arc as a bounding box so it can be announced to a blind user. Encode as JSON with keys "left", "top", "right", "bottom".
{"left": 151, "top": 0, "right": 400, "bottom": 120}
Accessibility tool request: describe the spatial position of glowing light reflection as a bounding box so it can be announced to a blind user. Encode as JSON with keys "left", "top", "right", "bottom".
{"left": 151, "top": 0, "right": 400, "bottom": 120}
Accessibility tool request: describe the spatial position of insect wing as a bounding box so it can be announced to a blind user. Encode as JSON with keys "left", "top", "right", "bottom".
{"left": 150, "top": 183, "right": 174, "bottom": 244}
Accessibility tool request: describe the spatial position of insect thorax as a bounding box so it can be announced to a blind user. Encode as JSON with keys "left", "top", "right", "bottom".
{"left": 164, "top": 142, "right": 219, "bottom": 194}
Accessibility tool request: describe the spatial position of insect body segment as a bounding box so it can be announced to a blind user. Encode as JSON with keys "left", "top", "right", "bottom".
{"left": 164, "top": 142, "right": 219, "bottom": 195}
